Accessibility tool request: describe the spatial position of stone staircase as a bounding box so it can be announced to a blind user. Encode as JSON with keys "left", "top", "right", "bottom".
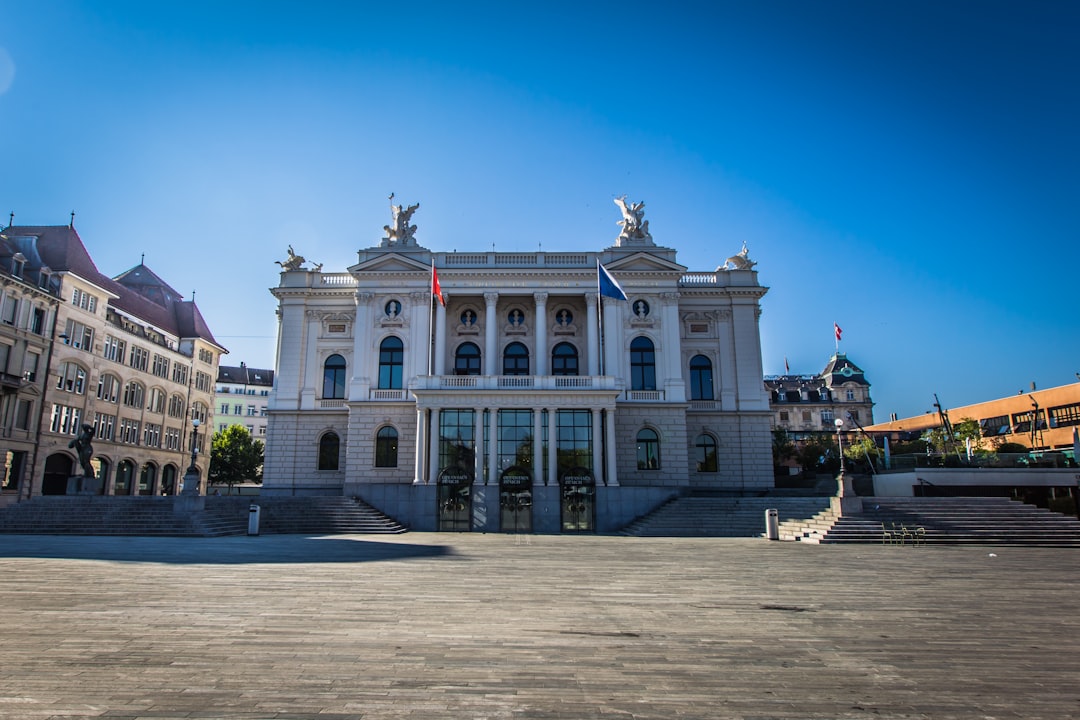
{"left": 782, "top": 497, "right": 1080, "bottom": 546}
{"left": 0, "top": 496, "right": 407, "bottom": 537}
{"left": 621, "top": 496, "right": 832, "bottom": 537}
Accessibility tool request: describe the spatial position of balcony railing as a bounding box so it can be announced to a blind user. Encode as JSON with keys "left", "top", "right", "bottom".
{"left": 413, "top": 375, "right": 618, "bottom": 392}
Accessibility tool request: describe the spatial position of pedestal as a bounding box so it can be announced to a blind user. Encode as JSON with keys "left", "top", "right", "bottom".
{"left": 830, "top": 471, "right": 863, "bottom": 516}
{"left": 66, "top": 475, "right": 101, "bottom": 495}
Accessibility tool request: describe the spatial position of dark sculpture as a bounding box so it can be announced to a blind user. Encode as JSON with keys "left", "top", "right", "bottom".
{"left": 69, "top": 424, "right": 95, "bottom": 477}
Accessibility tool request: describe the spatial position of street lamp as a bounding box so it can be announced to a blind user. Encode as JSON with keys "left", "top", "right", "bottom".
{"left": 833, "top": 417, "right": 857, "bottom": 505}
{"left": 834, "top": 418, "right": 846, "bottom": 475}
{"left": 181, "top": 418, "right": 201, "bottom": 495}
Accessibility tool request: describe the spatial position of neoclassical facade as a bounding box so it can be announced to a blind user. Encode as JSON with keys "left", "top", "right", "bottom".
{"left": 264, "top": 200, "right": 772, "bottom": 532}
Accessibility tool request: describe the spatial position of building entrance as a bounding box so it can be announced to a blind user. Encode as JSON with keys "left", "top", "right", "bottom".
{"left": 437, "top": 467, "right": 472, "bottom": 531}
{"left": 499, "top": 466, "right": 532, "bottom": 533}
{"left": 560, "top": 468, "right": 595, "bottom": 532}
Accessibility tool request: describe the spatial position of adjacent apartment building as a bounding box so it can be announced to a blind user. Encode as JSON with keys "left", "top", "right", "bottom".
{"left": 765, "top": 353, "right": 875, "bottom": 439}
{"left": 0, "top": 223, "right": 225, "bottom": 503}
{"left": 215, "top": 364, "right": 274, "bottom": 438}
{"left": 263, "top": 199, "right": 773, "bottom": 532}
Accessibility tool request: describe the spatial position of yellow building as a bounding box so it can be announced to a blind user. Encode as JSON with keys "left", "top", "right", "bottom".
{"left": 864, "top": 382, "right": 1080, "bottom": 454}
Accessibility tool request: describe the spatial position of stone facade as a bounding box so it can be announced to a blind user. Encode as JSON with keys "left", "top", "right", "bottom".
{"left": 265, "top": 203, "right": 772, "bottom": 531}
{"left": 0, "top": 224, "right": 224, "bottom": 500}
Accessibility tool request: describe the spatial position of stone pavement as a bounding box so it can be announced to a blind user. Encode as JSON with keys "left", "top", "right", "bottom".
{"left": 0, "top": 533, "right": 1078, "bottom": 720}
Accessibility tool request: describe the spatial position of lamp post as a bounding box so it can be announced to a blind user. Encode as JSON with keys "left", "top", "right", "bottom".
{"left": 832, "top": 417, "right": 860, "bottom": 514}
{"left": 181, "top": 418, "right": 201, "bottom": 496}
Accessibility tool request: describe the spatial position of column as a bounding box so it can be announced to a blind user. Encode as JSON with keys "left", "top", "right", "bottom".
{"left": 604, "top": 408, "right": 619, "bottom": 486}
{"left": 409, "top": 291, "right": 430, "bottom": 380}
{"left": 429, "top": 409, "right": 441, "bottom": 487}
{"left": 602, "top": 300, "right": 620, "bottom": 378}
{"left": 660, "top": 292, "right": 685, "bottom": 402}
{"left": 484, "top": 292, "right": 499, "bottom": 376}
{"left": 351, "top": 292, "right": 374, "bottom": 399}
{"left": 488, "top": 408, "right": 498, "bottom": 485}
{"left": 532, "top": 408, "right": 543, "bottom": 486}
{"left": 474, "top": 409, "right": 485, "bottom": 485}
{"left": 585, "top": 292, "right": 599, "bottom": 376}
{"left": 413, "top": 407, "right": 426, "bottom": 484}
{"left": 433, "top": 292, "right": 447, "bottom": 376}
{"left": 547, "top": 408, "right": 558, "bottom": 486}
{"left": 534, "top": 292, "right": 548, "bottom": 376}
{"left": 591, "top": 409, "right": 602, "bottom": 482}
{"left": 301, "top": 309, "right": 320, "bottom": 408}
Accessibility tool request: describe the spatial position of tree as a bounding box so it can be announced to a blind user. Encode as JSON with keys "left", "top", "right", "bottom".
{"left": 843, "top": 436, "right": 882, "bottom": 472}
{"left": 209, "top": 425, "right": 264, "bottom": 493}
{"left": 771, "top": 429, "right": 796, "bottom": 467}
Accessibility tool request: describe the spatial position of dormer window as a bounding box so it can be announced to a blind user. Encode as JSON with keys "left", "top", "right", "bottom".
{"left": 11, "top": 253, "right": 26, "bottom": 279}
{"left": 37, "top": 267, "right": 51, "bottom": 289}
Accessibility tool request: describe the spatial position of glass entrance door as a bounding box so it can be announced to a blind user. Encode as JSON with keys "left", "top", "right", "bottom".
{"left": 560, "top": 468, "right": 595, "bottom": 532}
{"left": 500, "top": 467, "right": 532, "bottom": 533}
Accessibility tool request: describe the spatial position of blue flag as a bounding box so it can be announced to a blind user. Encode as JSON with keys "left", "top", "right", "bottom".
{"left": 597, "top": 261, "right": 627, "bottom": 301}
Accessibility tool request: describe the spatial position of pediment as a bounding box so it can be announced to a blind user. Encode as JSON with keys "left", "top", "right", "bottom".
{"left": 603, "top": 252, "right": 687, "bottom": 274}
{"left": 348, "top": 252, "right": 433, "bottom": 274}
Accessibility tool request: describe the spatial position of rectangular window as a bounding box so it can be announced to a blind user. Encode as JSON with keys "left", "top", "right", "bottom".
{"left": 497, "top": 410, "right": 533, "bottom": 477}
{"left": 63, "top": 319, "right": 94, "bottom": 351}
{"left": 118, "top": 418, "right": 140, "bottom": 445}
{"left": 15, "top": 399, "right": 33, "bottom": 430}
{"left": 556, "top": 409, "right": 592, "bottom": 475}
{"left": 247, "top": 405, "right": 256, "bottom": 416}
{"left": 438, "top": 409, "right": 476, "bottom": 476}
{"left": 164, "top": 427, "right": 181, "bottom": 451}
{"left": 103, "top": 335, "right": 125, "bottom": 362}
{"left": 172, "top": 364, "right": 188, "bottom": 385}
{"left": 23, "top": 352, "right": 40, "bottom": 382}
{"left": 31, "top": 306, "right": 45, "bottom": 335}
{"left": 778, "top": 411, "right": 789, "bottom": 424}
{"left": 0, "top": 343, "right": 9, "bottom": 374}
{"left": 50, "top": 404, "right": 82, "bottom": 435}
{"left": 93, "top": 413, "right": 117, "bottom": 442}
{"left": 2, "top": 295, "right": 18, "bottom": 325}
{"left": 979, "top": 415, "right": 1011, "bottom": 436}
{"left": 821, "top": 410, "right": 834, "bottom": 423}
{"left": 234, "top": 404, "right": 243, "bottom": 415}
{"left": 143, "top": 423, "right": 162, "bottom": 448}
{"left": 220, "top": 403, "right": 230, "bottom": 414}
{"left": 1048, "top": 403, "right": 1080, "bottom": 429}
{"left": 129, "top": 345, "right": 149, "bottom": 372}
{"left": 195, "top": 371, "right": 213, "bottom": 392}
{"left": 152, "top": 354, "right": 170, "bottom": 378}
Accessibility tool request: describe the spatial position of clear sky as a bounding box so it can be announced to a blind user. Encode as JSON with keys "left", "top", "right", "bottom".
{"left": 1, "top": 1, "right": 1077, "bottom": 422}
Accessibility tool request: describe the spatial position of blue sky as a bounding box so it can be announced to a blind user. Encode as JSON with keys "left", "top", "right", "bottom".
{"left": 1, "top": 1, "right": 1077, "bottom": 422}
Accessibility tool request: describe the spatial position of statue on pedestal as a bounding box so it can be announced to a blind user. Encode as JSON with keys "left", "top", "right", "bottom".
{"left": 383, "top": 198, "right": 420, "bottom": 246}
{"left": 69, "top": 424, "right": 95, "bottom": 478}
{"left": 614, "top": 195, "right": 652, "bottom": 244}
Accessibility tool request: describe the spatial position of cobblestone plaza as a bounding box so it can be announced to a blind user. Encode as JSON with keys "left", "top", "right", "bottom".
{"left": 1, "top": 533, "right": 1078, "bottom": 719}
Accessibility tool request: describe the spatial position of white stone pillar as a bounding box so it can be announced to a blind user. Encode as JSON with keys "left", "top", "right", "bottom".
{"left": 301, "top": 309, "right": 320, "bottom": 409}
{"left": 534, "top": 292, "right": 548, "bottom": 376}
{"left": 660, "top": 292, "right": 685, "bottom": 402}
{"left": 351, "top": 292, "right": 374, "bottom": 400}
{"left": 547, "top": 408, "right": 558, "bottom": 486}
{"left": 591, "top": 408, "right": 602, "bottom": 481}
{"left": 602, "top": 300, "right": 620, "bottom": 379}
{"left": 474, "top": 409, "right": 485, "bottom": 485}
{"left": 488, "top": 408, "right": 498, "bottom": 485}
{"left": 604, "top": 408, "right": 619, "bottom": 486}
{"left": 532, "top": 408, "right": 543, "bottom": 486}
{"left": 413, "top": 407, "right": 426, "bottom": 484}
{"left": 433, "top": 292, "right": 447, "bottom": 376}
{"left": 484, "top": 292, "right": 499, "bottom": 376}
{"left": 585, "top": 292, "right": 599, "bottom": 376}
{"left": 409, "top": 291, "right": 430, "bottom": 380}
{"left": 429, "top": 408, "right": 441, "bottom": 487}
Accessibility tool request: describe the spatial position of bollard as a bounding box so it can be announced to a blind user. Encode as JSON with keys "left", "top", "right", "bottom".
{"left": 248, "top": 504, "right": 261, "bottom": 536}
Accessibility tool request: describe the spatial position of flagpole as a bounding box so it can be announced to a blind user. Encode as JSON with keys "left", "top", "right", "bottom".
{"left": 428, "top": 260, "right": 435, "bottom": 376}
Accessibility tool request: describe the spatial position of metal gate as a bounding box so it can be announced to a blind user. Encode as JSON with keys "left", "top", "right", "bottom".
{"left": 559, "top": 468, "right": 595, "bottom": 533}
{"left": 437, "top": 467, "right": 473, "bottom": 531}
{"left": 499, "top": 466, "right": 532, "bottom": 533}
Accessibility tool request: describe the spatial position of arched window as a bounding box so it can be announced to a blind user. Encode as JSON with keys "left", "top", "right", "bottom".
{"left": 503, "top": 342, "right": 529, "bottom": 376}
{"left": 318, "top": 431, "right": 340, "bottom": 471}
{"left": 551, "top": 342, "right": 579, "bottom": 377}
{"left": 694, "top": 433, "right": 717, "bottom": 472}
{"left": 322, "top": 354, "right": 346, "bottom": 399}
{"left": 636, "top": 428, "right": 660, "bottom": 470}
{"left": 378, "top": 337, "right": 403, "bottom": 389}
{"left": 630, "top": 337, "right": 656, "bottom": 391}
{"left": 122, "top": 381, "right": 145, "bottom": 408}
{"left": 97, "top": 373, "right": 120, "bottom": 403}
{"left": 147, "top": 387, "right": 166, "bottom": 414}
{"left": 689, "top": 355, "right": 714, "bottom": 400}
{"left": 56, "top": 362, "right": 87, "bottom": 394}
{"left": 454, "top": 342, "right": 481, "bottom": 376}
{"left": 375, "top": 426, "right": 398, "bottom": 468}
{"left": 168, "top": 394, "right": 186, "bottom": 418}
